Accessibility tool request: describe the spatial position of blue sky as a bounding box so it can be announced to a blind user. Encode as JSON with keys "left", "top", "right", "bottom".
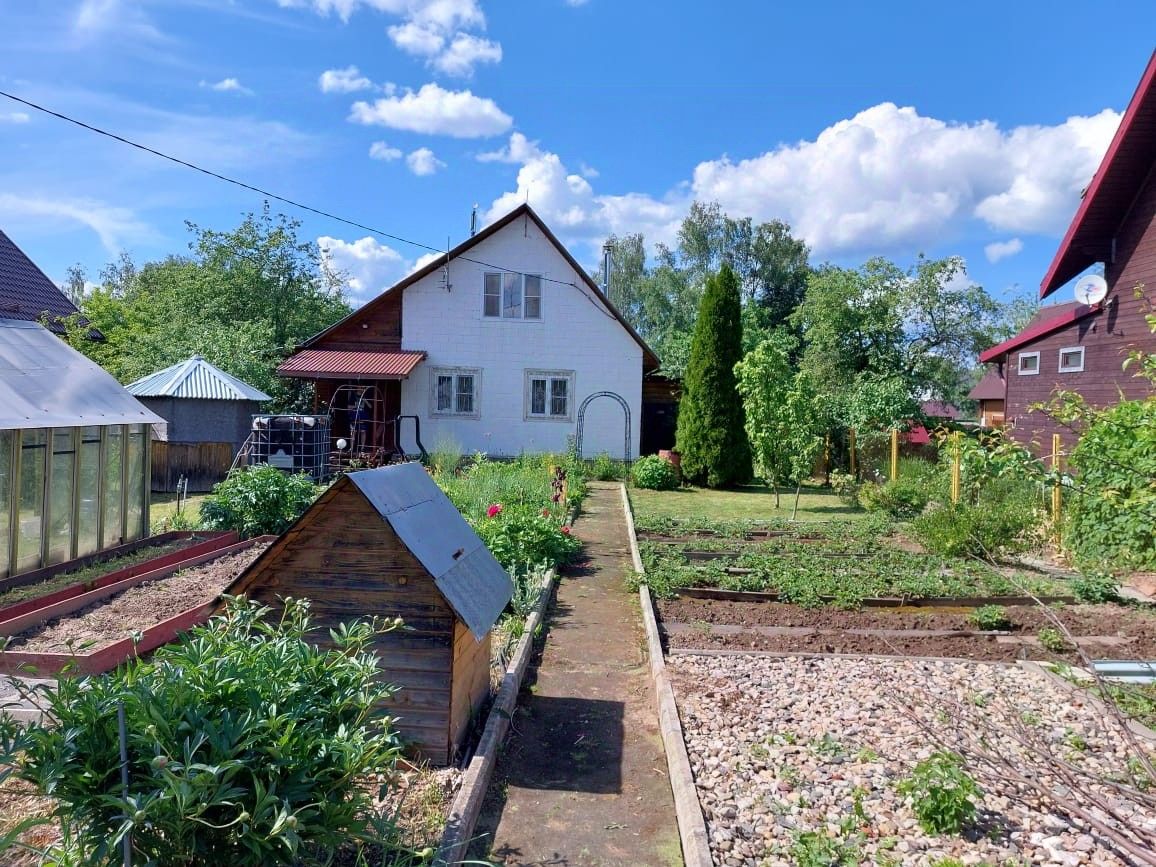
{"left": 1, "top": 1, "right": 1154, "bottom": 308}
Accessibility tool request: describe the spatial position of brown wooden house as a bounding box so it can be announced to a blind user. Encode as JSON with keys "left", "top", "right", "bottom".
{"left": 975, "top": 50, "right": 1156, "bottom": 455}
{"left": 227, "top": 462, "right": 512, "bottom": 765}
{"left": 968, "top": 367, "right": 1007, "bottom": 429}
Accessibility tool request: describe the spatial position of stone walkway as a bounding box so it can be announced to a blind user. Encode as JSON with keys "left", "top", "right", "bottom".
{"left": 470, "top": 482, "right": 682, "bottom": 866}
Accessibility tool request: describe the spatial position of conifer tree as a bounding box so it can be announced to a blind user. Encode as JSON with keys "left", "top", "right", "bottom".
{"left": 675, "top": 263, "right": 752, "bottom": 487}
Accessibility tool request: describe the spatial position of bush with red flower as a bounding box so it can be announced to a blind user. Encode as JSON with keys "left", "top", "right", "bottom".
{"left": 473, "top": 504, "right": 580, "bottom": 571}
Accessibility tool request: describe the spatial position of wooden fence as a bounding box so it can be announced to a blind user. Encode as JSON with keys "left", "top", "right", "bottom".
{"left": 152, "top": 442, "right": 236, "bottom": 493}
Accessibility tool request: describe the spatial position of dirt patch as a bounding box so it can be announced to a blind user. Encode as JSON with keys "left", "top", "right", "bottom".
{"left": 8, "top": 544, "right": 269, "bottom": 654}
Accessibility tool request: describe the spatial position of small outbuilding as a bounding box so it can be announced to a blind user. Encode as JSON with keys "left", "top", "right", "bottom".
{"left": 227, "top": 461, "right": 512, "bottom": 765}
{"left": 126, "top": 356, "right": 270, "bottom": 493}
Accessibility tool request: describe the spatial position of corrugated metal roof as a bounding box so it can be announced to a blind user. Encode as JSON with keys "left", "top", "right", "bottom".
{"left": 348, "top": 462, "right": 512, "bottom": 639}
{"left": 0, "top": 229, "right": 86, "bottom": 334}
{"left": 978, "top": 302, "right": 1100, "bottom": 364}
{"left": 968, "top": 368, "right": 1006, "bottom": 401}
{"left": 126, "top": 355, "right": 271, "bottom": 401}
{"left": 0, "top": 319, "right": 164, "bottom": 429}
{"left": 277, "top": 349, "right": 426, "bottom": 379}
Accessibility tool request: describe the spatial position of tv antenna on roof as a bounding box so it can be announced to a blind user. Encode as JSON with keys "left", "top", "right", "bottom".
{"left": 1073, "top": 274, "right": 1107, "bottom": 306}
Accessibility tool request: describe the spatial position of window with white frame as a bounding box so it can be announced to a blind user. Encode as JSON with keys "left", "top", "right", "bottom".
{"left": 431, "top": 368, "right": 480, "bottom": 416}
{"left": 483, "top": 272, "right": 542, "bottom": 320}
{"left": 1058, "top": 346, "right": 1085, "bottom": 373}
{"left": 1017, "top": 352, "right": 1040, "bottom": 375}
{"left": 525, "top": 370, "right": 574, "bottom": 421}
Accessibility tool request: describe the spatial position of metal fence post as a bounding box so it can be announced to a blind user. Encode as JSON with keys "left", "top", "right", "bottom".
{"left": 890, "top": 429, "right": 899, "bottom": 482}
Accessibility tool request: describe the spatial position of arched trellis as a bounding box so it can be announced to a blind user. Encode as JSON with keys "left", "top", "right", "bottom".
{"left": 574, "top": 391, "right": 631, "bottom": 463}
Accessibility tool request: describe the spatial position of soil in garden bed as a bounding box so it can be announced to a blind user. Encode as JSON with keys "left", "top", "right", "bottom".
{"left": 657, "top": 597, "right": 1156, "bottom": 662}
{"left": 6, "top": 544, "right": 270, "bottom": 654}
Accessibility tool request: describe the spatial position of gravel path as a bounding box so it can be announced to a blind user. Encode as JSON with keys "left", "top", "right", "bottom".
{"left": 670, "top": 654, "right": 1156, "bottom": 866}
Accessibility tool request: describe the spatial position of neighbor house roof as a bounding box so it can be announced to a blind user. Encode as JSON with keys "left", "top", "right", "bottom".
{"left": 0, "top": 229, "right": 89, "bottom": 334}
{"left": 978, "top": 302, "right": 1101, "bottom": 364}
{"left": 277, "top": 349, "right": 427, "bottom": 380}
{"left": 298, "top": 204, "right": 661, "bottom": 372}
{"left": 920, "top": 401, "right": 959, "bottom": 419}
{"left": 1040, "top": 50, "right": 1156, "bottom": 298}
{"left": 0, "top": 319, "right": 163, "bottom": 429}
{"left": 968, "top": 368, "right": 1006, "bottom": 401}
{"left": 126, "top": 355, "right": 271, "bottom": 401}
{"left": 346, "top": 462, "right": 513, "bottom": 639}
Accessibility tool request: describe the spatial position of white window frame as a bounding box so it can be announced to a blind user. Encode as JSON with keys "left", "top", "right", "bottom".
{"left": 1017, "top": 351, "right": 1040, "bottom": 376}
{"left": 483, "top": 272, "right": 542, "bottom": 320}
{"left": 524, "top": 369, "right": 575, "bottom": 422}
{"left": 430, "top": 367, "right": 481, "bottom": 418}
{"left": 1058, "top": 346, "right": 1085, "bottom": 373}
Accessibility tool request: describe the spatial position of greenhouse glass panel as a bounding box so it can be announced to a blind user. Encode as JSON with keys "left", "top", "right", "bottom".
{"left": 0, "top": 431, "right": 11, "bottom": 576}
{"left": 125, "top": 425, "right": 145, "bottom": 542}
{"left": 77, "top": 427, "right": 101, "bottom": 558}
{"left": 47, "top": 428, "right": 77, "bottom": 565}
{"left": 17, "top": 429, "right": 46, "bottom": 573}
{"left": 103, "top": 425, "right": 124, "bottom": 549}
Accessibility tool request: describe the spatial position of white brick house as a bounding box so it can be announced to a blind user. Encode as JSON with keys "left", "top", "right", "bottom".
{"left": 279, "top": 204, "right": 660, "bottom": 460}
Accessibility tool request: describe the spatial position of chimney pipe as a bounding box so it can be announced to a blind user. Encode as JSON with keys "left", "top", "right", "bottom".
{"left": 469, "top": 204, "right": 478, "bottom": 237}
{"left": 602, "top": 241, "right": 614, "bottom": 302}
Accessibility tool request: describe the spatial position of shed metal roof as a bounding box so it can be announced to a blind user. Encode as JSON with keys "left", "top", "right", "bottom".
{"left": 0, "top": 319, "right": 163, "bottom": 430}
{"left": 347, "top": 462, "right": 513, "bottom": 639}
{"left": 0, "top": 229, "right": 87, "bottom": 334}
{"left": 126, "top": 355, "right": 271, "bottom": 401}
{"left": 277, "top": 349, "right": 426, "bottom": 380}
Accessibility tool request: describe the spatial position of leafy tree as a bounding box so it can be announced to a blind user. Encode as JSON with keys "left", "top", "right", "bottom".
{"left": 675, "top": 264, "right": 751, "bottom": 487}
{"left": 736, "top": 332, "right": 825, "bottom": 513}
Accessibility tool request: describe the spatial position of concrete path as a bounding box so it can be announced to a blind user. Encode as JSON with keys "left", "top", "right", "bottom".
{"left": 470, "top": 482, "right": 682, "bottom": 866}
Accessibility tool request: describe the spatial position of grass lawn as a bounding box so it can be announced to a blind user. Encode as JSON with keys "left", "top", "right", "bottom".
{"left": 150, "top": 492, "right": 209, "bottom": 526}
{"left": 628, "top": 483, "right": 864, "bottom": 523}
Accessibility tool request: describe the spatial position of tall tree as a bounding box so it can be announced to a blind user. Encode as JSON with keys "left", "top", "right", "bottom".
{"left": 675, "top": 264, "right": 752, "bottom": 487}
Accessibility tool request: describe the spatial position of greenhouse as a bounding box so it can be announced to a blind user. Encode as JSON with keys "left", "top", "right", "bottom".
{"left": 0, "top": 319, "right": 161, "bottom": 579}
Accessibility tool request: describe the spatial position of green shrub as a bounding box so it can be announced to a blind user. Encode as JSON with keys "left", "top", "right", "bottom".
{"left": 912, "top": 479, "right": 1042, "bottom": 558}
{"left": 896, "top": 751, "right": 980, "bottom": 835}
{"left": 968, "top": 605, "right": 1011, "bottom": 631}
{"left": 858, "top": 476, "right": 931, "bottom": 520}
{"left": 0, "top": 597, "right": 405, "bottom": 866}
{"left": 1038, "top": 626, "right": 1071, "bottom": 653}
{"left": 1071, "top": 572, "right": 1121, "bottom": 604}
{"left": 200, "top": 464, "right": 319, "bottom": 538}
{"left": 590, "top": 452, "right": 619, "bottom": 482}
{"left": 632, "top": 455, "right": 681, "bottom": 491}
{"left": 472, "top": 505, "right": 580, "bottom": 571}
{"left": 828, "top": 469, "right": 860, "bottom": 507}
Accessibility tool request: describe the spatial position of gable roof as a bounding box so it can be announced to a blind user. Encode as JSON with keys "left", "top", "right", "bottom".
{"left": 345, "top": 463, "right": 512, "bottom": 639}
{"left": 978, "top": 301, "right": 1100, "bottom": 363}
{"left": 968, "top": 367, "right": 1006, "bottom": 401}
{"left": 0, "top": 319, "right": 163, "bottom": 429}
{"left": 0, "top": 229, "right": 88, "bottom": 334}
{"left": 302, "top": 204, "right": 661, "bottom": 372}
{"left": 126, "top": 355, "right": 271, "bottom": 401}
{"left": 1040, "top": 50, "right": 1156, "bottom": 298}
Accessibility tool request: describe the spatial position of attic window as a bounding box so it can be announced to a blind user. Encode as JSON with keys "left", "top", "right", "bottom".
{"left": 1017, "top": 352, "right": 1040, "bottom": 376}
{"left": 484, "top": 272, "right": 542, "bottom": 320}
{"left": 1058, "top": 346, "right": 1085, "bottom": 373}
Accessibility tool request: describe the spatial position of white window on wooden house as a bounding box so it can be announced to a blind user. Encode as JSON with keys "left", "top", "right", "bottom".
{"left": 525, "top": 370, "right": 574, "bottom": 421}
{"left": 1017, "top": 352, "right": 1040, "bottom": 375}
{"left": 1058, "top": 346, "right": 1085, "bottom": 373}
{"left": 431, "top": 368, "right": 480, "bottom": 416}
{"left": 483, "top": 272, "right": 542, "bottom": 320}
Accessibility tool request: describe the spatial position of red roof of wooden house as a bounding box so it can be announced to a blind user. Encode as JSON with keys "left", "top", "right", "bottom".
{"left": 1040, "top": 50, "right": 1156, "bottom": 298}
{"left": 967, "top": 367, "right": 1005, "bottom": 401}
{"left": 978, "top": 301, "right": 1101, "bottom": 363}
{"left": 277, "top": 349, "right": 427, "bottom": 379}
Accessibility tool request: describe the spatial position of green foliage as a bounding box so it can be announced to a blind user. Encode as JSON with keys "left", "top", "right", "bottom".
{"left": 471, "top": 505, "right": 580, "bottom": 572}
{"left": 199, "top": 464, "right": 320, "bottom": 538}
{"left": 590, "top": 452, "right": 620, "bottom": 482}
{"left": 828, "top": 469, "right": 860, "bottom": 507}
{"left": 858, "top": 476, "right": 933, "bottom": 521}
{"left": 1038, "top": 626, "right": 1071, "bottom": 653}
{"left": 675, "top": 264, "right": 752, "bottom": 487}
{"left": 1070, "top": 572, "right": 1121, "bottom": 604}
{"left": 896, "top": 751, "right": 980, "bottom": 835}
{"left": 0, "top": 597, "right": 405, "bottom": 866}
{"left": 969, "top": 605, "right": 1011, "bottom": 631}
{"left": 428, "top": 436, "right": 462, "bottom": 476}
{"left": 631, "top": 455, "right": 681, "bottom": 491}
{"left": 912, "top": 478, "right": 1042, "bottom": 558}
{"left": 788, "top": 830, "right": 861, "bottom": 866}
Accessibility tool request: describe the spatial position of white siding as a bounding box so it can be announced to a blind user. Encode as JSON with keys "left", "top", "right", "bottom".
{"left": 399, "top": 215, "right": 642, "bottom": 458}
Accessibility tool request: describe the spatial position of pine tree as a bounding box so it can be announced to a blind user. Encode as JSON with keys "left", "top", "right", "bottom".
{"left": 675, "top": 263, "right": 752, "bottom": 487}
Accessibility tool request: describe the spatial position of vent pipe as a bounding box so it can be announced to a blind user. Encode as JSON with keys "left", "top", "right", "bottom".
{"left": 469, "top": 204, "right": 478, "bottom": 237}
{"left": 602, "top": 241, "right": 614, "bottom": 303}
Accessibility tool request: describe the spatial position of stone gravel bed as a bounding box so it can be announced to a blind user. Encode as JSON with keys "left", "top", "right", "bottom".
{"left": 669, "top": 653, "right": 1156, "bottom": 866}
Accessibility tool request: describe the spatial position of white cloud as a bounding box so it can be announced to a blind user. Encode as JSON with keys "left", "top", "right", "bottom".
{"left": 73, "top": 0, "right": 166, "bottom": 43}
{"left": 984, "top": 238, "right": 1024, "bottom": 263}
{"left": 200, "top": 77, "right": 254, "bottom": 95}
{"left": 481, "top": 103, "right": 1121, "bottom": 260}
{"left": 0, "top": 193, "right": 153, "bottom": 254}
{"left": 319, "top": 65, "right": 374, "bottom": 94}
{"left": 430, "top": 33, "right": 501, "bottom": 77}
{"left": 318, "top": 235, "right": 404, "bottom": 306}
{"left": 578, "top": 161, "right": 599, "bottom": 179}
{"left": 0, "top": 112, "right": 30, "bottom": 124}
{"left": 350, "top": 83, "right": 512, "bottom": 138}
{"left": 368, "top": 141, "right": 403, "bottom": 161}
{"left": 408, "top": 251, "right": 443, "bottom": 274}
{"left": 406, "top": 147, "right": 445, "bottom": 176}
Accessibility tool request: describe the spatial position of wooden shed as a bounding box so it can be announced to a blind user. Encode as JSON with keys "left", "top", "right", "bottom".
{"left": 227, "top": 462, "right": 512, "bottom": 765}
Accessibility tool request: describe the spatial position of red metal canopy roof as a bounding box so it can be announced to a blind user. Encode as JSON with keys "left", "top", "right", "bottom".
{"left": 1040, "top": 50, "right": 1156, "bottom": 298}
{"left": 277, "top": 349, "right": 426, "bottom": 380}
{"left": 978, "top": 302, "right": 1099, "bottom": 363}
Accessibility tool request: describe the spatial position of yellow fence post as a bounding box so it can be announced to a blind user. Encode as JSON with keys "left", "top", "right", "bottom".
{"left": 1051, "top": 433, "right": 1062, "bottom": 539}
{"left": 950, "top": 431, "right": 962, "bottom": 504}
{"left": 849, "top": 428, "right": 857, "bottom": 477}
{"left": 890, "top": 428, "right": 899, "bottom": 482}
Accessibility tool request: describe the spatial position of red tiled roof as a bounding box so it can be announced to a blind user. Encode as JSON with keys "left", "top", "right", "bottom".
{"left": 277, "top": 349, "right": 426, "bottom": 379}
{"left": 968, "top": 368, "right": 1006, "bottom": 401}
{"left": 1041, "top": 50, "right": 1156, "bottom": 298}
{"left": 978, "top": 302, "right": 1100, "bottom": 364}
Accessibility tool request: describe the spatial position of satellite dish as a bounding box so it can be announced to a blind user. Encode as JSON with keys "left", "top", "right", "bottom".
{"left": 1074, "top": 274, "right": 1108, "bottom": 305}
